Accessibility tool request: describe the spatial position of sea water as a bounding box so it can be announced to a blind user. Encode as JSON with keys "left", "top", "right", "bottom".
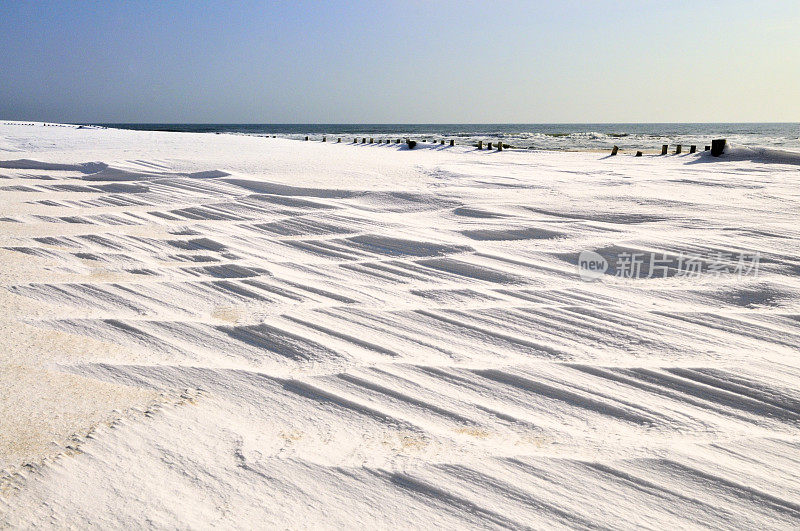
{"left": 94, "top": 123, "right": 800, "bottom": 152}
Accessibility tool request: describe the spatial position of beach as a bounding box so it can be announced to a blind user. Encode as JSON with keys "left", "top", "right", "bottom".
{"left": 1, "top": 122, "right": 800, "bottom": 527}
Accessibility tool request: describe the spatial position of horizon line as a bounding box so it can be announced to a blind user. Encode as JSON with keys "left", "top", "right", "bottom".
{"left": 81, "top": 121, "right": 799, "bottom": 126}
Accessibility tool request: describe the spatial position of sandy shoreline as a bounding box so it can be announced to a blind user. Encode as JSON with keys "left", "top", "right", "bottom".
{"left": 2, "top": 122, "right": 799, "bottom": 527}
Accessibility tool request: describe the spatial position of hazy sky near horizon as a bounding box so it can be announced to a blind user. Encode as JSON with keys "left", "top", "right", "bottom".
{"left": 1, "top": 1, "right": 798, "bottom": 123}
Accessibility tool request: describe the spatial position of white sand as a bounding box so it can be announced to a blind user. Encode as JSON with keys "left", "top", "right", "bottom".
{"left": 1, "top": 122, "right": 799, "bottom": 528}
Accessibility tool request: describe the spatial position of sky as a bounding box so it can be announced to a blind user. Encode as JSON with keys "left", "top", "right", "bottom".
{"left": 0, "top": 0, "right": 798, "bottom": 124}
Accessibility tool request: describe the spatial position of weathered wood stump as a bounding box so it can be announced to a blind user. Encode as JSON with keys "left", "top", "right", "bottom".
{"left": 477, "top": 140, "right": 483, "bottom": 150}
{"left": 689, "top": 145, "right": 696, "bottom": 153}
{"left": 635, "top": 151, "right": 643, "bottom": 157}
{"left": 406, "top": 139, "right": 417, "bottom": 149}
{"left": 711, "top": 139, "right": 726, "bottom": 157}
{"left": 450, "top": 139, "right": 454, "bottom": 146}
{"left": 661, "top": 144, "right": 668, "bottom": 155}
{"left": 611, "top": 145, "right": 619, "bottom": 156}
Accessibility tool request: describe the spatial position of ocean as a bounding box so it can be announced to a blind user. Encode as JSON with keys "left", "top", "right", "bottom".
{"left": 93, "top": 123, "right": 800, "bottom": 152}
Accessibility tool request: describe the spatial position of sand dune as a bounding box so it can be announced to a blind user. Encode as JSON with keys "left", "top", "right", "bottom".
{"left": 1, "top": 123, "right": 799, "bottom": 527}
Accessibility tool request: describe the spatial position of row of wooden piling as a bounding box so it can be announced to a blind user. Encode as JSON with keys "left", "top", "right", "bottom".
{"left": 297, "top": 135, "right": 512, "bottom": 150}
{"left": 610, "top": 139, "right": 727, "bottom": 158}
{"left": 658, "top": 144, "right": 699, "bottom": 155}
{"left": 295, "top": 134, "right": 728, "bottom": 157}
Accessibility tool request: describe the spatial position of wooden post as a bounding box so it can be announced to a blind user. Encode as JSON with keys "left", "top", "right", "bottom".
{"left": 478, "top": 140, "right": 483, "bottom": 150}
{"left": 611, "top": 145, "right": 619, "bottom": 156}
{"left": 675, "top": 145, "right": 682, "bottom": 154}
{"left": 396, "top": 139, "right": 400, "bottom": 143}
{"left": 635, "top": 151, "right": 643, "bottom": 157}
{"left": 704, "top": 145, "right": 710, "bottom": 151}
{"left": 440, "top": 140, "right": 444, "bottom": 145}
{"left": 337, "top": 138, "right": 341, "bottom": 143}
{"left": 362, "top": 138, "right": 366, "bottom": 143}
{"left": 661, "top": 144, "right": 668, "bottom": 155}
{"left": 711, "top": 139, "right": 726, "bottom": 157}
{"left": 689, "top": 145, "right": 696, "bottom": 153}
{"left": 450, "top": 139, "right": 454, "bottom": 146}
{"left": 406, "top": 139, "right": 417, "bottom": 149}
{"left": 305, "top": 136, "right": 309, "bottom": 141}
{"left": 497, "top": 141, "right": 502, "bottom": 151}
{"left": 487, "top": 142, "right": 493, "bottom": 149}
{"left": 322, "top": 136, "right": 326, "bottom": 142}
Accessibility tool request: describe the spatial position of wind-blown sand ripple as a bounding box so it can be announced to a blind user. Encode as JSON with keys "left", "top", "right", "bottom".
{"left": 1, "top": 123, "right": 799, "bottom": 527}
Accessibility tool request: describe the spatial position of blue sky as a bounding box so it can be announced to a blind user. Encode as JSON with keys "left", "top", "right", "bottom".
{"left": 0, "top": 0, "right": 797, "bottom": 123}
